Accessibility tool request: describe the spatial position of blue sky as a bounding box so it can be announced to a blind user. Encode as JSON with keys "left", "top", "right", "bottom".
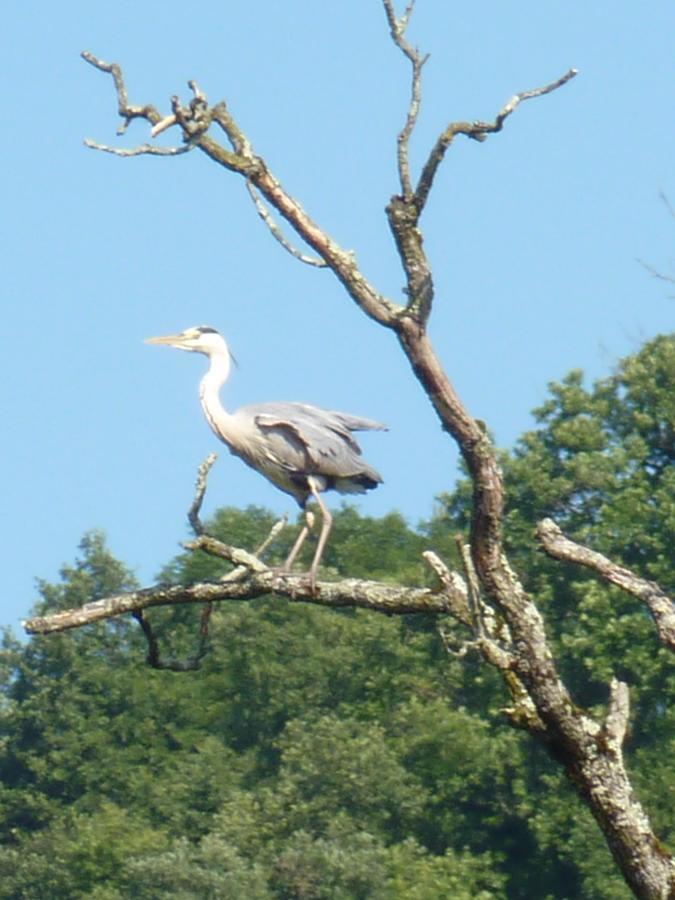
{"left": 2, "top": 1, "right": 673, "bottom": 632}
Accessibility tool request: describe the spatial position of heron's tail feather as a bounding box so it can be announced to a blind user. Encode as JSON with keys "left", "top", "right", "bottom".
{"left": 330, "top": 412, "right": 388, "bottom": 433}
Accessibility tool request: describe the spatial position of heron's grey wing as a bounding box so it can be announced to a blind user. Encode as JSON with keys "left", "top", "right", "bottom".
{"left": 252, "top": 403, "right": 385, "bottom": 453}
{"left": 253, "top": 412, "right": 335, "bottom": 465}
{"left": 253, "top": 409, "right": 382, "bottom": 484}
{"left": 321, "top": 410, "right": 388, "bottom": 433}
{"left": 252, "top": 415, "right": 311, "bottom": 461}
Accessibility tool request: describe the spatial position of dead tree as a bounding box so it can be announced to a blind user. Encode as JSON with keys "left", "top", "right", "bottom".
{"left": 24, "top": 3, "right": 675, "bottom": 897}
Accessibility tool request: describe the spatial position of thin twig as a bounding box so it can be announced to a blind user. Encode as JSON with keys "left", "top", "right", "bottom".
{"left": 415, "top": 68, "right": 578, "bottom": 212}
{"left": 187, "top": 457, "right": 286, "bottom": 582}
{"left": 422, "top": 550, "right": 471, "bottom": 625}
{"left": 81, "top": 51, "right": 162, "bottom": 131}
{"left": 383, "top": 0, "right": 428, "bottom": 198}
{"left": 488, "top": 69, "right": 579, "bottom": 131}
{"left": 83, "top": 138, "right": 194, "bottom": 158}
{"left": 245, "top": 182, "right": 328, "bottom": 267}
{"left": 658, "top": 189, "right": 675, "bottom": 219}
{"left": 455, "top": 536, "right": 484, "bottom": 636}
{"left": 188, "top": 453, "right": 218, "bottom": 536}
{"left": 426, "top": 549, "right": 518, "bottom": 684}
{"left": 537, "top": 518, "right": 675, "bottom": 651}
{"left": 636, "top": 258, "right": 675, "bottom": 286}
{"left": 217, "top": 515, "right": 289, "bottom": 584}
{"left": 131, "top": 452, "right": 219, "bottom": 669}
{"left": 83, "top": 52, "right": 399, "bottom": 326}
{"left": 602, "top": 678, "right": 630, "bottom": 757}
{"left": 253, "top": 516, "right": 288, "bottom": 559}
{"left": 151, "top": 114, "right": 178, "bottom": 137}
{"left": 82, "top": 51, "right": 207, "bottom": 153}
{"left": 184, "top": 535, "right": 268, "bottom": 573}
{"left": 133, "top": 608, "right": 211, "bottom": 671}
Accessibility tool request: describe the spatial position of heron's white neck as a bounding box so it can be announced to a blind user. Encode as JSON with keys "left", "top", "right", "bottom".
{"left": 199, "top": 348, "right": 236, "bottom": 445}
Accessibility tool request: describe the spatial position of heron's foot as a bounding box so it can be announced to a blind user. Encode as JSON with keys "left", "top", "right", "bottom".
{"left": 271, "top": 564, "right": 294, "bottom": 587}
{"left": 307, "top": 566, "right": 319, "bottom": 596}
{"left": 270, "top": 564, "right": 320, "bottom": 596}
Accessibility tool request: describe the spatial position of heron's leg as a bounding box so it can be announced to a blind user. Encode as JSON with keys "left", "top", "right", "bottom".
{"left": 282, "top": 509, "right": 315, "bottom": 573}
{"left": 307, "top": 479, "right": 332, "bottom": 591}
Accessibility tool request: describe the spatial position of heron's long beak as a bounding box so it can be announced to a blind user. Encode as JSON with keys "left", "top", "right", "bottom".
{"left": 144, "top": 333, "right": 186, "bottom": 348}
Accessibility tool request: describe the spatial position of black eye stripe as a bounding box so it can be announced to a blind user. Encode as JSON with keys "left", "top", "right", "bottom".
{"left": 196, "top": 326, "right": 218, "bottom": 334}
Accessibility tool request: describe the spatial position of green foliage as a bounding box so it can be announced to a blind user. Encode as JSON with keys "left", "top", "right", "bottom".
{"left": 1, "top": 335, "right": 672, "bottom": 897}
{"left": 267, "top": 715, "right": 426, "bottom": 838}
{"left": 119, "top": 838, "right": 273, "bottom": 900}
{"left": 0, "top": 802, "right": 169, "bottom": 899}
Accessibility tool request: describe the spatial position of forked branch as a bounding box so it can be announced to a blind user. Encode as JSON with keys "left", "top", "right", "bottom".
{"left": 82, "top": 51, "right": 401, "bottom": 328}
{"left": 383, "top": 0, "right": 429, "bottom": 198}
{"left": 81, "top": 51, "right": 163, "bottom": 131}
{"left": 537, "top": 517, "right": 675, "bottom": 651}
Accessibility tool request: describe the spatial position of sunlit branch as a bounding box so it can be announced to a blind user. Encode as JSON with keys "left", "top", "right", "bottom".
{"left": 82, "top": 50, "right": 401, "bottom": 327}
{"left": 537, "top": 518, "right": 675, "bottom": 651}
{"left": 383, "top": 0, "right": 429, "bottom": 198}
{"left": 602, "top": 678, "right": 631, "bottom": 757}
{"left": 24, "top": 573, "right": 455, "bottom": 636}
{"left": 245, "top": 182, "right": 328, "bottom": 268}
{"left": 187, "top": 453, "right": 218, "bottom": 536}
{"left": 415, "top": 68, "right": 578, "bottom": 212}
{"left": 83, "top": 138, "right": 193, "bottom": 158}
{"left": 81, "top": 50, "right": 163, "bottom": 132}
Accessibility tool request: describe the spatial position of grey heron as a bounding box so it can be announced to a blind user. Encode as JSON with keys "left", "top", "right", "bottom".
{"left": 146, "top": 326, "right": 386, "bottom": 588}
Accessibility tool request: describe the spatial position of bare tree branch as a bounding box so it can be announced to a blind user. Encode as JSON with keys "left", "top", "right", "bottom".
{"left": 83, "top": 51, "right": 403, "bottom": 327}
{"left": 245, "top": 182, "right": 328, "bottom": 267}
{"left": 636, "top": 193, "right": 675, "bottom": 290}
{"left": 151, "top": 113, "right": 178, "bottom": 137}
{"left": 602, "top": 677, "right": 631, "bottom": 758}
{"left": 83, "top": 138, "right": 193, "bottom": 158}
{"left": 187, "top": 453, "right": 218, "bottom": 536}
{"left": 250, "top": 515, "right": 288, "bottom": 562}
{"left": 537, "top": 518, "right": 675, "bottom": 651}
{"left": 424, "top": 549, "right": 535, "bottom": 725}
{"left": 134, "top": 464, "right": 290, "bottom": 670}
{"left": 81, "top": 51, "right": 163, "bottom": 132}
{"left": 23, "top": 573, "right": 455, "bottom": 636}
{"left": 637, "top": 258, "right": 675, "bottom": 287}
{"left": 383, "top": 0, "right": 429, "bottom": 199}
{"left": 380, "top": 0, "right": 435, "bottom": 321}
{"left": 130, "top": 452, "right": 220, "bottom": 671}
{"left": 455, "top": 535, "right": 486, "bottom": 637}
{"left": 422, "top": 550, "right": 471, "bottom": 624}
{"left": 415, "top": 68, "right": 578, "bottom": 213}
{"left": 133, "top": 606, "right": 212, "bottom": 672}
{"left": 657, "top": 188, "right": 675, "bottom": 219}
{"left": 183, "top": 534, "right": 269, "bottom": 573}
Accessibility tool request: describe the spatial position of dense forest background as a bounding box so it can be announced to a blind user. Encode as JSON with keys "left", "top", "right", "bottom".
{"left": 1, "top": 334, "right": 673, "bottom": 899}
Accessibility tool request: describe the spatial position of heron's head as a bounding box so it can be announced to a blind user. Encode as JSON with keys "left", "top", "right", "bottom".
{"left": 145, "top": 326, "right": 227, "bottom": 356}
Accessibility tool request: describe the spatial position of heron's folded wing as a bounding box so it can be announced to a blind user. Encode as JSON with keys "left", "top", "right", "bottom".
{"left": 253, "top": 414, "right": 311, "bottom": 461}
{"left": 324, "top": 411, "right": 388, "bottom": 433}
{"left": 254, "top": 413, "right": 363, "bottom": 471}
